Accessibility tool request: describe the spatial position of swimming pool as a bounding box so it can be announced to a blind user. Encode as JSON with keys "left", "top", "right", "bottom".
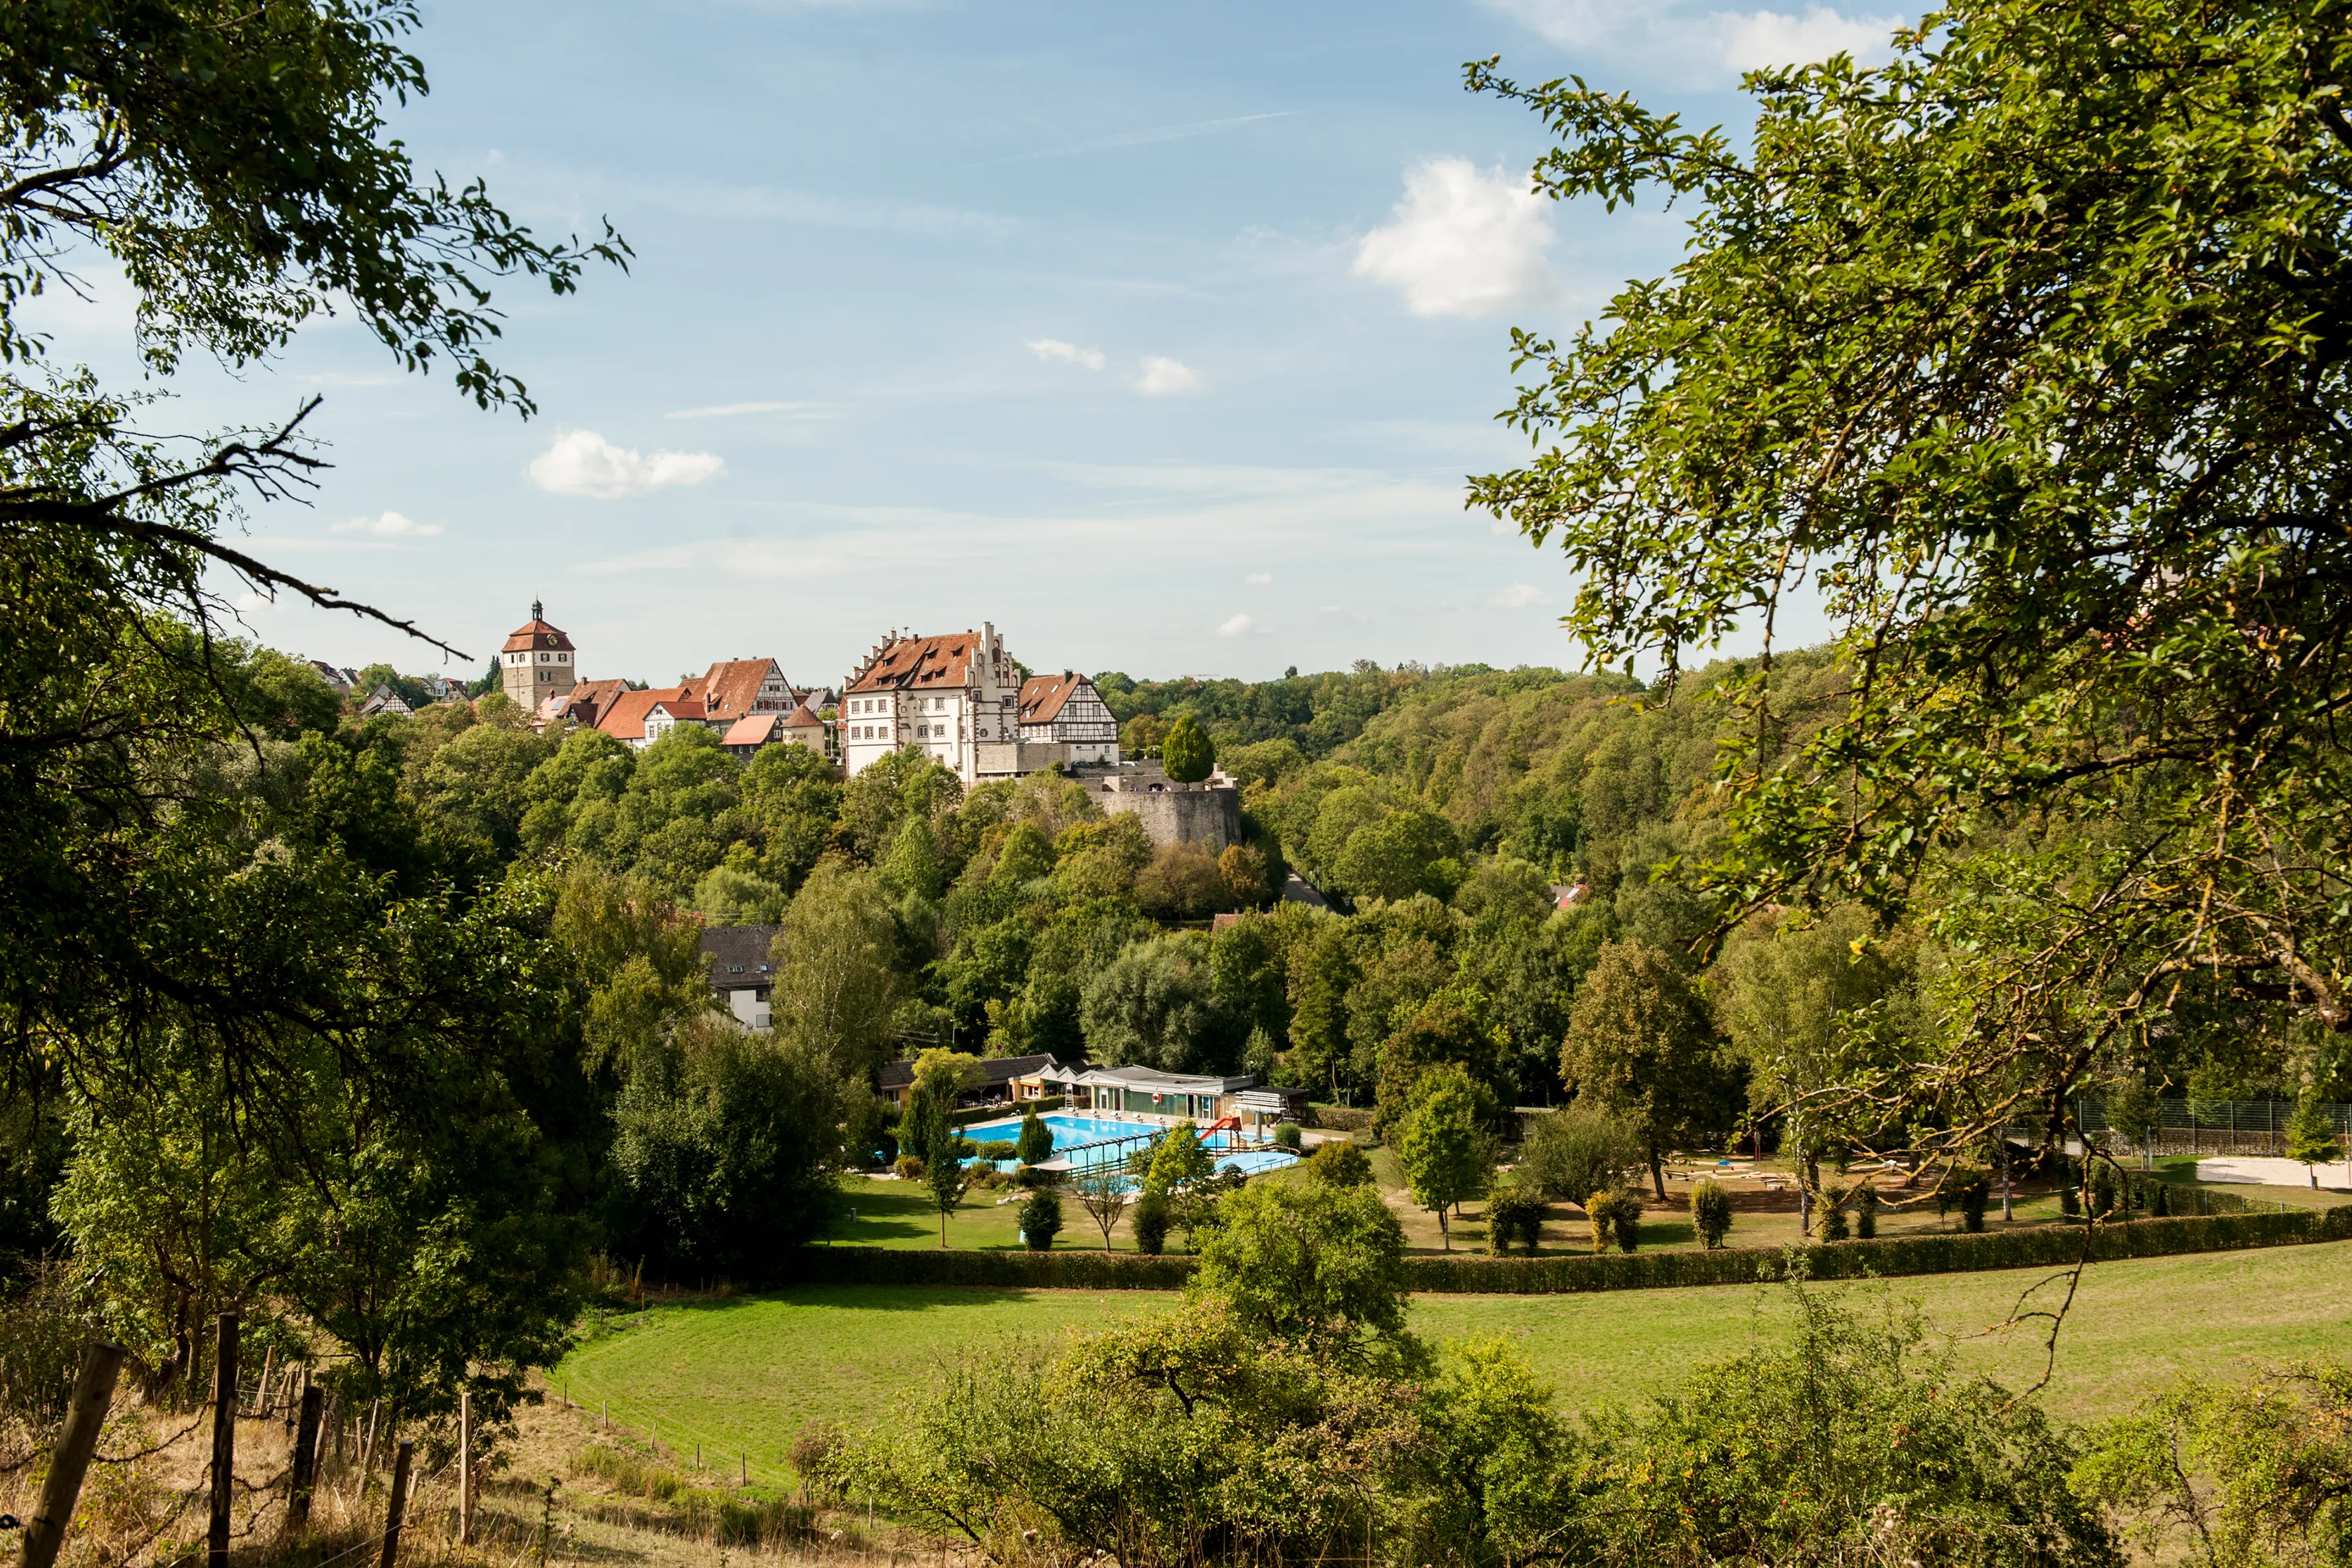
{"left": 955, "top": 1113, "right": 1300, "bottom": 1181}
{"left": 959, "top": 1113, "right": 1142, "bottom": 1152}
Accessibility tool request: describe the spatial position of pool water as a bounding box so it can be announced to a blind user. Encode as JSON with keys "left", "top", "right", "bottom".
{"left": 960, "top": 1113, "right": 1144, "bottom": 1152}
{"left": 956, "top": 1111, "right": 1300, "bottom": 1181}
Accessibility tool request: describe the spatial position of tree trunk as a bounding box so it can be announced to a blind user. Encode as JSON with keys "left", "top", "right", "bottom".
{"left": 1648, "top": 1144, "right": 1666, "bottom": 1202}
{"left": 1437, "top": 1206, "right": 1450, "bottom": 1251}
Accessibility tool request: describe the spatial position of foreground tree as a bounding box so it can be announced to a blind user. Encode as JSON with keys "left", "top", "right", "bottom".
{"left": 1471, "top": 0, "right": 2352, "bottom": 1160}
{"left": 1394, "top": 1066, "right": 1493, "bottom": 1251}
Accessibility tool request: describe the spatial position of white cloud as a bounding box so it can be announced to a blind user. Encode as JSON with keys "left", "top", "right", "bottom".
{"left": 1713, "top": 7, "right": 1900, "bottom": 70}
{"left": 1243, "top": 572, "right": 1272, "bottom": 585}
{"left": 1217, "top": 613, "right": 1255, "bottom": 637}
{"left": 1137, "top": 355, "right": 1204, "bottom": 396}
{"left": 527, "top": 430, "right": 726, "bottom": 499}
{"left": 1028, "top": 338, "right": 1107, "bottom": 371}
{"left": 1484, "top": 0, "right": 1900, "bottom": 76}
{"left": 331, "top": 510, "right": 443, "bottom": 538}
{"left": 1354, "top": 159, "right": 1556, "bottom": 318}
{"left": 1489, "top": 583, "right": 1554, "bottom": 608}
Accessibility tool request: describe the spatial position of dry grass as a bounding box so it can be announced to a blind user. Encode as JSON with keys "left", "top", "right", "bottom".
{"left": 0, "top": 1385, "right": 965, "bottom": 1568}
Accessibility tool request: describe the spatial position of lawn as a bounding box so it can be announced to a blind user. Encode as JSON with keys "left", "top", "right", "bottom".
{"left": 553, "top": 1237, "right": 2352, "bottom": 1488}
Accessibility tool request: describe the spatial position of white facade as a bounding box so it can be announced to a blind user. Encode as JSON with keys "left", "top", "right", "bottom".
{"left": 838, "top": 623, "right": 1025, "bottom": 783}
{"left": 1018, "top": 672, "right": 1121, "bottom": 766}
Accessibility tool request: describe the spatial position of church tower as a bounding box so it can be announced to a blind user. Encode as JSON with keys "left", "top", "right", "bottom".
{"left": 501, "top": 600, "right": 578, "bottom": 712}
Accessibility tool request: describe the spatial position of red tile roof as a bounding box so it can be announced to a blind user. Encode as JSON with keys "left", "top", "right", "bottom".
{"left": 781, "top": 702, "right": 825, "bottom": 730}
{"left": 596, "top": 686, "right": 705, "bottom": 742}
{"left": 722, "top": 712, "right": 781, "bottom": 747}
{"left": 846, "top": 631, "right": 981, "bottom": 694}
{"left": 1018, "top": 671, "right": 1087, "bottom": 726}
{"left": 544, "top": 677, "right": 628, "bottom": 729}
{"left": 503, "top": 617, "right": 575, "bottom": 655}
{"left": 699, "top": 658, "right": 792, "bottom": 724}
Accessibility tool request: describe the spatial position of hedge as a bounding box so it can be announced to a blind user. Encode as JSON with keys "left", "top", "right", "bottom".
{"left": 1401, "top": 1205, "right": 2352, "bottom": 1294}
{"left": 782, "top": 1245, "right": 1194, "bottom": 1291}
{"left": 782, "top": 1205, "right": 2349, "bottom": 1294}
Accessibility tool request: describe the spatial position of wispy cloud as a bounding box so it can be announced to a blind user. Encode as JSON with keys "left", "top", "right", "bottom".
{"left": 1356, "top": 159, "right": 1557, "bottom": 318}
{"left": 1489, "top": 582, "right": 1554, "bottom": 608}
{"left": 528, "top": 430, "right": 726, "bottom": 499}
{"left": 1483, "top": 0, "right": 1901, "bottom": 76}
{"left": 1137, "top": 356, "right": 1204, "bottom": 396}
{"left": 665, "top": 400, "right": 833, "bottom": 420}
{"left": 332, "top": 510, "right": 444, "bottom": 538}
{"left": 1243, "top": 572, "right": 1272, "bottom": 585}
{"left": 1028, "top": 339, "right": 1107, "bottom": 371}
{"left": 1218, "top": 613, "right": 1255, "bottom": 637}
{"left": 975, "top": 111, "right": 1302, "bottom": 167}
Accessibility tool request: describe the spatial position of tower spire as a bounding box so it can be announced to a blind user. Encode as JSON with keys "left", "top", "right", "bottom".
{"left": 532, "top": 597, "right": 544, "bottom": 623}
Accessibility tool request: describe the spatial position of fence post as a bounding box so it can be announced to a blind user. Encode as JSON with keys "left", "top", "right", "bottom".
{"left": 253, "top": 1346, "right": 275, "bottom": 1417}
{"left": 378, "top": 1439, "right": 416, "bottom": 1568}
{"left": 459, "top": 1388, "right": 475, "bottom": 1544}
{"left": 17, "top": 1340, "right": 126, "bottom": 1568}
{"left": 291, "top": 1382, "right": 326, "bottom": 1526}
{"left": 209, "top": 1312, "right": 240, "bottom": 1568}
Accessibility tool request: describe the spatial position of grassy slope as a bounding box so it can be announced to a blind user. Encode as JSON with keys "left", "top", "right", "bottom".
{"left": 556, "top": 1239, "right": 2352, "bottom": 1486}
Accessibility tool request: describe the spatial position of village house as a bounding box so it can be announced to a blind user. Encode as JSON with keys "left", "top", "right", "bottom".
{"left": 1016, "top": 671, "right": 1121, "bottom": 765}
{"left": 539, "top": 676, "right": 629, "bottom": 730}
{"left": 698, "top": 924, "right": 777, "bottom": 1031}
{"left": 722, "top": 700, "right": 829, "bottom": 760}
{"left": 357, "top": 686, "right": 412, "bottom": 718}
{"left": 838, "top": 625, "right": 1026, "bottom": 783}
{"left": 595, "top": 684, "right": 712, "bottom": 749}
{"left": 696, "top": 658, "right": 799, "bottom": 725}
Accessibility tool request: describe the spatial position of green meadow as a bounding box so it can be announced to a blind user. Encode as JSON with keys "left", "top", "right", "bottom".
{"left": 554, "top": 1237, "right": 2352, "bottom": 1488}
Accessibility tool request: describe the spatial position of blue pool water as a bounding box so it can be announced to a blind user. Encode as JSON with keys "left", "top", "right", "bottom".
{"left": 961, "top": 1113, "right": 1140, "bottom": 1151}
{"left": 957, "top": 1112, "right": 1300, "bottom": 1181}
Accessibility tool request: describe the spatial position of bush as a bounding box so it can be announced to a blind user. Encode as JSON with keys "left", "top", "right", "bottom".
{"left": 1689, "top": 1177, "right": 1733, "bottom": 1249}
{"left": 1017, "top": 1110, "right": 1054, "bottom": 1166}
{"left": 977, "top": 1140, "right": 1020, "bottom": 1161}
{"left": 1273, "top": 1121, "right": 1304, "bottom": 1150}
{"left": 1522, "top": 1102, "right": 1642, "bottom": 1204}
{"left": 1018, "top": 1189, "right": 1063, "bottom": 1251}
{"left": 1133, "top": 1192, "right": 1172, "bottom": 1255}
{"left": 2090, "top": 1162, "right": 2126, "bottom": 1220}
{"left": 1853, "top": 1182, "right": 1878, "bottom": 1239}
{"left": 1817, "top": 1180, "right": 1852, "bottom": 1241}
{"left": 1585, "top": 1190, "right": 1640, "bottom": 1253}
{"left": 894, "top": 1152, "right": 926, "bottom": 1180}
{"left": 1304, "top": 1140, "right": 1373, "bottom": 1187}
{"left": 1486, "top": 1180, "right": 1547, "bottom": 1255}
{"left": 1954, "top": 1170, "right": 1991, "bottom": 1232}
{"left": 2147, "top": 1179, "right": 2171, "bottom": 1217}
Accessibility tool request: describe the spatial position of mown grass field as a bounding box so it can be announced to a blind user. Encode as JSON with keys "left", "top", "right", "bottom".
{"left": 553, "top": 1237, "right": 2352, "bottom": 1488}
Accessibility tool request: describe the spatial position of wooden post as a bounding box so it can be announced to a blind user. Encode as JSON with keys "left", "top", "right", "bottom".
{"left": 740, "top": 1452, "right": 747, "bottom": 1486}
{"left": 360, "top": 1397, "right": 382, "bottom": 1479}
{"left": 459, "top": 1389, "right": 475, "bottom": 1545}
{"left": 254, "top": 1346, "right": 276, "bottom": 1417}
{"left": 209, "top": 1312, "right": 240, "bottom": 1568}
{"left": 377, "top": 1439, "right": 415, "bottom": 1568}
{"left": 290, "top": 1383, "right": 326, "bottom": 1526}
{"left": 18, "top": 1341, "right": 125, "bottom": 1568}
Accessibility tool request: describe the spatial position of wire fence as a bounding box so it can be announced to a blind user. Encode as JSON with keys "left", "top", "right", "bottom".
{"left": 2077, "top": 1096, "right": 2351, "bottom": 1156}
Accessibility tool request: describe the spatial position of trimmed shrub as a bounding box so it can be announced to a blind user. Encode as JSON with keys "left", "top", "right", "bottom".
{"left": 1586, "top": 1190, "right": 1642, "bottom": 1253}
{"left": 1817, "top": 1180, "right": 1852, "bottom": 1242}
{"left": 1486, "top": 1180, "right": 1547, "bottom": 1255}
{"left": 2147, "top": 1179, "right": 2171, "bottom": 1217}
{"left": 1854, "top": 1183, "right": 1878, "bottom": 1239}
{"left": 894, "top": 1153, "right": 926, "bottom": 1181}
{"left": 1016, "top": 1112, "right": 1054, "bottom": 1166}
{"left": 977, "top": 1140, "right": 1020, "bottom": 1161}
{"left": 1689, "top": 1177, "right": 1733, "bottom": 1249}
{"left": 1955, "top": 1171, "right": 1991, "bottom": 1232}
{"left": 1017, "top": 1188, "right": 1063, "bottom": 1251}
{"left": 948, "top": 1096, "right": 1063, "bottom": 1130}
{"left": 2090, "top": 1162, "right": 2126, "bottom": 1221}
{"left": 1273, "top": 1121, "right": 1304, "bottom": 1150}
{"left": 1133, "top": 1192, "right": 1172, "bottom": 1255}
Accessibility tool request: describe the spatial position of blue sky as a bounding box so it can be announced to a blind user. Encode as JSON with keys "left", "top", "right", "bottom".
{"left": 31, "top": 0, "right": 1900, "bottom": 690}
